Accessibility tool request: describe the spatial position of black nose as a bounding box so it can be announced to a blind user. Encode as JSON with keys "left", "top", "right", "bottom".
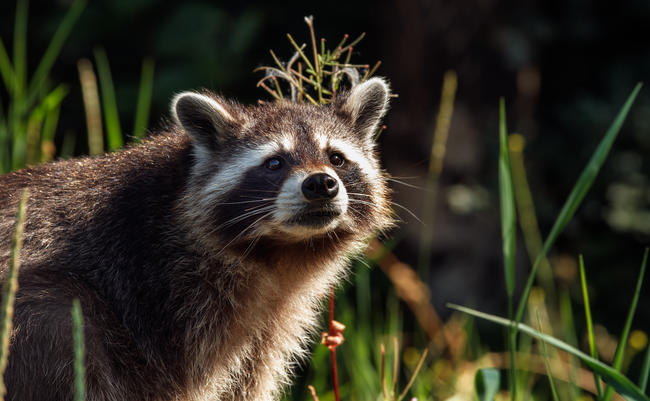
{"left": 301, "top": 173, "right": 339, "bottom": 200}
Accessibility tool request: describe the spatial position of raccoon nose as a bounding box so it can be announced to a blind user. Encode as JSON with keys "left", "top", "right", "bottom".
{"left": 302, "top": 173, "right": 339, "bottom": 200}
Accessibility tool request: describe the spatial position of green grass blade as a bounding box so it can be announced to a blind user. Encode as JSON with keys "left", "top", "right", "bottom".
{"left": 0, "top": 95, "right": 7, "bottom": 173}
{"left": 640, "top": 341, "right": 650, "bottom": 393}
{"left": 40, "top": 102, "right": 61, "bottom": 162}
{"left": 498, "top": 97, "right": 517, "bottom": 401}
{"left": 26, "top": 0, "right": 86, "bottom": 107}
{"left": 77, "top": 58, "right": 104, "bottom": 156}
{"left": 559, "top": 289, "right": 582, "bottom": 400}
{"left": 536, "top": 310, "right": 560, "bottom": 401}
{"left": 417, "top": 70, "right": 457, "bottom": 280}
{"left": 604, "top": 248, "right": 649, "bottom": 401}
{"left": 10, "top": 117, "right": 27, "bottom": 172}
{"left": 580, "top": 254, "right": 604, "bottom": 399}
{"left": 396, "top": 349, "right": 428, "bottom": 401}
{"left": 475, "top": 368, "right": 500, "bottom": 401}
{"left": 0, "top": 190, "right": 28, "bottom": 399}
{"left": 499, "top": 98, "right": 516, "bottom": 306}
{"left": 60, "top": 130, "right": 76, "bottom": 159}
{"left": 13, "top": 0, "right": 28, "bottom": 97}
{"left": 515, "top": 82, "right": 643, "bottom": 324}
{"left": 41, "top": 83, "right": 69, "bottom": 110}
{"left": 71, "top": 299, "right": 86, "bottom": 401}
{"left": 0, "top": 135, "right": 8, "bottom": 174}
{"left": 448, "top": 303, "right": 650, "bottom": 401}
{"left": 133, "top": 58, "right": 155, "bottom": 140}
{"left": 508, "top": 134, "right": 556, "bottom": 301}
{"left": 93, "top": 48, "right": 123, "bottom": 151}
{"left": 24, "top": 84, "right": 68, "bottom": 165}
{"left": 24, "top": 106, "right": 44, "bottom": 166}
{"left": 0, "top": 39, "right": 16, "bottom": 94}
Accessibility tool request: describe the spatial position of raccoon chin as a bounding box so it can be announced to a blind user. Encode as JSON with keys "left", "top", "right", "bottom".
{"left": 290, "top": 208, "right": 342, "bottom": 227}
{"left": 272, "top": 213, "right": 344, "bottom": 240}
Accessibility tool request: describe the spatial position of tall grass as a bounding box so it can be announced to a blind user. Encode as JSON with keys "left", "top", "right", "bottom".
{"left": 78, "top": 50, "right": 155, "bottom": 154}
{"left": 0, "top": 0, "right": 86, "bottom": 173}
{"left": 0, "top": 191, "right": 27, "bottom": 400}
{"left": 71, "top": 299, "right": 86, "bottom": 401}
{"left": 449, "top": 83, "right": 646, "bottom": 401}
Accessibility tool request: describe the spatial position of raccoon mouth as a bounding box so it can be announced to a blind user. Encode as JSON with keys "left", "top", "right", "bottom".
{"left": 291, "top": 208, "right": 342, "bottom": 227}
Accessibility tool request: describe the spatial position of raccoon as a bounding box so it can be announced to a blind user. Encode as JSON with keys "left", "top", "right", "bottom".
{"left": 0, "top": 77, "right": 392, "bottom": 401}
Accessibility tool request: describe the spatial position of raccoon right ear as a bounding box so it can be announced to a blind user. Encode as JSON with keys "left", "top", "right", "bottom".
{"left": 334, "top": 77, "right": 391, "bottom": 142}
{"left": 171, "top": 92, "right": 238, "bottom": 151}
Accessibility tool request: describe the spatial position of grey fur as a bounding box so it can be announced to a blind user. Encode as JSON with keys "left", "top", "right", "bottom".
{"left": 0, "top": 78, "right": 392, "bottom": 401}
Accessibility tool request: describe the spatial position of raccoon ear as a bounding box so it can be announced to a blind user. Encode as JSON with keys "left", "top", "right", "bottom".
{"left": 335, "top": 77, "right": 390, "bottom": 141}
{"left": 171, "top": 92, "right": 238, "bottom": 151}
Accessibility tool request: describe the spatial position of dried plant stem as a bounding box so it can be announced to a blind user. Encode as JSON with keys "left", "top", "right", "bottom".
{"left": 261, "top": 19, "right": 379, "bottom": 105}
{"left": 286, "top": 34, "right": 314, "bottom": 76}
{"left": 304, "top": 16, "right": 322, "bottom": 103}
{"left": 392, "top": 337, "right": 399, "bottom": 398}
{"left": 366, "top": 239, "right": 443, "bottom": 341}
{"left": 297, "top": 62, "right": 303, "bottom": 102}
{"left": 417, "top": 70, "right": 458, "bottom": 281}
{"left": 307, "top": 385, "right": 320, "bottom": 401}
{"left": 77, "top": 58, "right": 103, "bottom": 156}
{"left": 328, "top": 286, "right": 341, "bottom": 401}
{"left": 397, "top": 348, "right": 428, "bottom": 401}
{"left": 381, "top": 343, "right": 388, "bottom": 400}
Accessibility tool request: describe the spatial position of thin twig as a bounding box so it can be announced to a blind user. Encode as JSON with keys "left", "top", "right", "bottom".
{"left": 381, "top": 343, "right": 388, "bottom": 400}
{"left": 286, "top": 33, "right": 314, "bottom": 73}
{"left": 392, "top": 337, "right": 399, "bottom": 398}
{"left": 329, "top": 286, "right": 341, "bottom": 401}
{"left": 307, "top": 385, "right": 320, "bottom": 401}
{"left": 256, "top": 82, "right": 281, "bottom": 101}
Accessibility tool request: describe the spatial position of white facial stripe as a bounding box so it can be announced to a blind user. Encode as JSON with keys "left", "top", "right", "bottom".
{"left": 273, "top": 171, "right": 308, "bottom": 222}
{"left": 200, "top": 143, "right": 278, "bottom": 201}
{"left": 313, "top": 131, "right": 328, "bottom": 151}
{"left": 279, "top": 134, "right": 295, "bottom": 153}
{"left": 326, "top": 167, "right": 349, "bottom": 214}
{"left": 328, "top": 138, "right": 378, "bottom": 180}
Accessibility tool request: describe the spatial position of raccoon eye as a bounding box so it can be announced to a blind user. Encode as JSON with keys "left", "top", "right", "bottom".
{"left": 329, "top": 153, "right": 345, "bottom": 167}
{"left": 265, "top": 157, "right": 283, "bottom": 170}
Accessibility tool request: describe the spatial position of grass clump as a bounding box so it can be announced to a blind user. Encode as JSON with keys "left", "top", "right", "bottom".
{"left": 0, "top": 0, "right": 86, "bottom": 172}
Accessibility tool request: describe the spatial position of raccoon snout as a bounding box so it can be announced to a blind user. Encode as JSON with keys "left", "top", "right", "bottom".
{"left": 301, "top": 173, "right": 339, "bottom": 201}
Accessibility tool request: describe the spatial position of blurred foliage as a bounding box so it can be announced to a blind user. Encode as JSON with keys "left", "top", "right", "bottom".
{"left": 1, "top": 0, "right": 650, "bottom": 399}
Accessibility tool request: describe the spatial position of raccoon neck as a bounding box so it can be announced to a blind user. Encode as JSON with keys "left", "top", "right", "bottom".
{"left": 172, "top": 238, "right": 357, "bottom": 399}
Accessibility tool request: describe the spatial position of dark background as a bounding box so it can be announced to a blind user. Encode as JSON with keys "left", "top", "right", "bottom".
{"left": 2, "top": 0, "right": 649, "bottom": 375}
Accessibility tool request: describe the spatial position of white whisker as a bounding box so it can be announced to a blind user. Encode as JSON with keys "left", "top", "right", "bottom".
{"left": 386, "top": 177, "right": 423, "bottom": 190}
{"left": 217, "top": 211, "right": 275, "bottom": 257}
{"left": 214, "top": 205, "right": 276, "bottom": 231}
{"left": 389, "top": 201, "right": 421, "bottom": 223}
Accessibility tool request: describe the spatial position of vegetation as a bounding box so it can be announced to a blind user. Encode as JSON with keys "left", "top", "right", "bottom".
{"left": 1, "top": 2, "right": 649, "bottom": 401}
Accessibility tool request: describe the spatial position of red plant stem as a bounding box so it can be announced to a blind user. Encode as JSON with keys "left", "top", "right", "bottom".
{"left": 329, "top": 286, "right": 335, "bottom": 331}
{"left": 331, "top": 349, "right": 340, "bottom": 401}
{"left": 329, "top": 285, "right": 340, "bottom": 401}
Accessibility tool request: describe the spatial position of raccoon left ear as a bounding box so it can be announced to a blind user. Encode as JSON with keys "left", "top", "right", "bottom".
{"left": 171, "top": 91, "right": 239, "bottom": 151}
{"left": 335, "top": 77, "right": 390, "bottom": 142}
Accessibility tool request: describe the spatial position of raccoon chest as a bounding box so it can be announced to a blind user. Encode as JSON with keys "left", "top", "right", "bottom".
{"left": 185, "top": 268, "right": 325, "bottom": 401}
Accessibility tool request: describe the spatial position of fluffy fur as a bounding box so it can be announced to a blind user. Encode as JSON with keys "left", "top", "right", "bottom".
{"left": 0, "top": 78, "right": 392, "bottom": 400}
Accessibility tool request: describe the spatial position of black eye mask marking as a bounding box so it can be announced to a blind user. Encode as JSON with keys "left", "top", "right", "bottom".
{"left": 213, "top": 159, "right": 293, "bottom": 242}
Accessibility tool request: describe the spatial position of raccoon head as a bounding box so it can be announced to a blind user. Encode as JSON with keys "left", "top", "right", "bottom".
{"left": 172, "top": 78, "right": 392, "bottom": 255}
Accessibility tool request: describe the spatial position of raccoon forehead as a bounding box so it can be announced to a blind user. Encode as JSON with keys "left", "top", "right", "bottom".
{"left": 310, "top": 129, "right": 380, "bottom": 181}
